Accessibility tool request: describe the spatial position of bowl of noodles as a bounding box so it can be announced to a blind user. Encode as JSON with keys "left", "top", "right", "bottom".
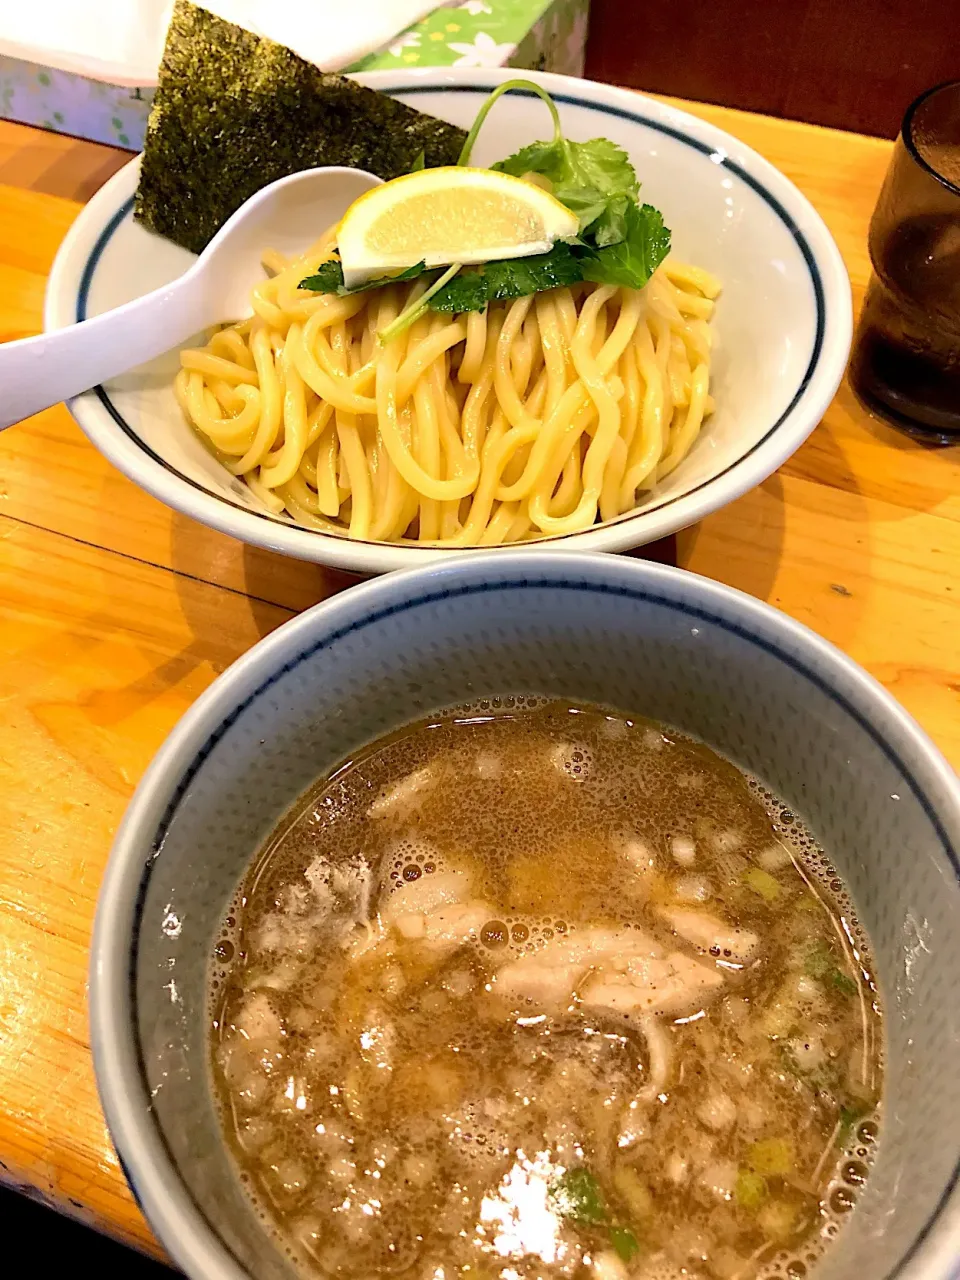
{"left": 45, "top": 68, "right": 852, "bottom": 573}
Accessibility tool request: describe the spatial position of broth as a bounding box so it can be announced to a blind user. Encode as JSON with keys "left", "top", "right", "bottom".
{"left": 209, "top": 699, "right": 883, "bottom": 1280}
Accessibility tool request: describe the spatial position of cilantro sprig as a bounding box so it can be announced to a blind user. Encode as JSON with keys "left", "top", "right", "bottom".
{"left": 297, "top": 78, "right": 671, "bottom": 340}
{"left": 492, "top": 130, "right": 639, "bottom": 244}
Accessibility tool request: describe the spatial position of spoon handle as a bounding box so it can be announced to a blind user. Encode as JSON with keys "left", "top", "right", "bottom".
{"left": 0, "top": 273, "right": 204, "bottom": 431}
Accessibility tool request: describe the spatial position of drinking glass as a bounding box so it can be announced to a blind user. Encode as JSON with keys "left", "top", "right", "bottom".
{"left": 849, "top": 80, "right": 960, "bottom": 443}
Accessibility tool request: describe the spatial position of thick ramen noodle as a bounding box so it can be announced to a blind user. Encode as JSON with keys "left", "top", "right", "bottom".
{"left": 209, "top": 700, "right": 883, "bottom": 1280}
{"left": 175, "top": 229, "right": 719, "bottom": 545}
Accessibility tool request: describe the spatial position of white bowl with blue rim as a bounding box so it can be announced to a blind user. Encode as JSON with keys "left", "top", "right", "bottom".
{"left": 45, "top": 68, "right": 850, "bottom": 574}
{"left": 90, "top": 551, "right": 960, "bottom": 1280}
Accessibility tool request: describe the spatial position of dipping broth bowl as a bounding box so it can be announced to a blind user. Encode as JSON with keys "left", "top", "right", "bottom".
{"left": 90, "top": 552, "right": 960, "bottom": 1280}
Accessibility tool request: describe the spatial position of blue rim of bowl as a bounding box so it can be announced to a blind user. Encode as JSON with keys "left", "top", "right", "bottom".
{"left": 77, "top": 83, "right": 827, "bottom": 549}
{"left": 124, "top": 574, "right": 959, "bottom": 1280}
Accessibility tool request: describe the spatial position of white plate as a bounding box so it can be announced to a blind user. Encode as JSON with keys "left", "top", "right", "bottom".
{"left": 45, "top": 68, "right": 852, "bottom": 573}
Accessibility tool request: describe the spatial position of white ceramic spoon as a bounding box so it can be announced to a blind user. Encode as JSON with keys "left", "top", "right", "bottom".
{"left": 0, "top": 165, "right": 382, "bottom": 430}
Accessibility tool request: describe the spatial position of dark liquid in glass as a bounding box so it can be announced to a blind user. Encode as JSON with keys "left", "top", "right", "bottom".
{"left": 850, "top": 213, "right": 960, "bottom": 441}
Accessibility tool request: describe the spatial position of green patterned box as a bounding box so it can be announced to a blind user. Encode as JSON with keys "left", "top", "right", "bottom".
{"left": 0, "top": 0, "right": 589, "bottom": 152}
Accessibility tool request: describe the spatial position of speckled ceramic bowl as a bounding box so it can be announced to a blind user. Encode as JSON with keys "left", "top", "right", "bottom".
{"left": 90, "top": 553, "right": 960, "bottom": 1280}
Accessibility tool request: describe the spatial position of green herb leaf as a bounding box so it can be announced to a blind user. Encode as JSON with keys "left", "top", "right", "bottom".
{"left": 378, "top": 262, "right": 463, "bottom": 344}
{"left": 298, "top": 258, "right": 346, "bottom": 293}
{"left": 493, "top": 138, "right": 564, "bottom": 183}
{"left": 803, "top": 945, "right": 858, "bottom": 995}
{"left": 483, "top": 241, "right": 585, "bottom": 302}
{"left": 591, "top": 194, "right": 631, "bottom": 247}
{"left": 735, "top": 1169, "right": 769, "bottom": 1211}
{"left": 803, "top": 942, "right": 833, "bottom": 979}
{"left": 831, "top": 969, "right": 859, "bottom": 997}
{"left": 551, "top": 1168, "right": 607, "bottom": 1226}
{"left": 429, "top": 242, "right": 584, "bottom": 313}
{"left": 838, "top": 1102, "right": 869, "bottom": 1146}
{"left": 299, "top": 258, "right": 427, "bottom": 295}
{"left": 609, "top": 1226, "right": 641, "bottom": 1261}
{"left": 410, "top": 149, "right": 426, "bottom": 171}
{"left": 577, "top": 203, "right": 671, "bottom": 290}
{"left": 428, "top": 271, "right": 489, "bottom": 313}
{"left": 495, "top": 135, "right": 640, "bottom": 240}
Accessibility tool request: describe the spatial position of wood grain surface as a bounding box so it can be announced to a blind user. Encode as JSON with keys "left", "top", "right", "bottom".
{"left": 586, "top": 0, "right": 960, "bottom": 137}
{"left": 0, "top": 101, "right": 958, "bottom": 1260}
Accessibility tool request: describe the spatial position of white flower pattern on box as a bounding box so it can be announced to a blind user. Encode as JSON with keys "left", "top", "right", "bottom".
{"left": 356, "top": 0, "right": 587, "bottom": 74}
{"left": 448, "top": 30, "right": 517, "bottom": 66}
{"left": 388, "top": 30, "right": 422, "bottom": 55}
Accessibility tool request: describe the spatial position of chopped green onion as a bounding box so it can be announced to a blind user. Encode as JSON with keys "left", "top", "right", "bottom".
{"left": 746, "top": 1137, "right": 795, "bottom": 1177}
{"left": 757, "top": 1198, "right": 800, "bottom": 1242}
{"left": 744, "top": 867, "right": 782, "bottom": 902}
{"left": 735, "top": 1169, "right": 768, "bottom": 1211}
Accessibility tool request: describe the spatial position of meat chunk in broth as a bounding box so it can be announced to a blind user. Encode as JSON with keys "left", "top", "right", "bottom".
{"left": 211, "top": 700, "right": 883, "bottom": 1280}
{"left": 659, "top": 907, "right": 760, "bottom": 966}
{"left": 494, "top": 927, "right": 725, "bottom": 1019}
{"left": 493, "top": 928, "right": 635, "bottom": 1011}
{"left": 580, "top": 949, "right": 724, "bottom": 1019}
{"left": 381, "top": 862, "right": 474, "bottom": 921}
{"left": 378, "top": 859, "right": 494, "bottom": 952}
{"left": 394, "top": 901, "right": 492, "bottom": 950}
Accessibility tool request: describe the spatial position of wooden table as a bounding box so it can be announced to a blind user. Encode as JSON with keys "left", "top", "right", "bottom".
{"left": 1, "top": 101, "right": 959, "bottom": 1260}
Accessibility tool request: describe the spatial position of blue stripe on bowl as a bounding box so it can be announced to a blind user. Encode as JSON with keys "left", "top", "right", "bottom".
{"left": 76, "top": 84, "right": 827, "bottom": 549}
{"left": 126, "top": 576, "right": 958, "bottom": 1280}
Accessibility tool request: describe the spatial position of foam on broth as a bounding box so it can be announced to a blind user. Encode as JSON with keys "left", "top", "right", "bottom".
{"left": 208, "top": 699, "right": 883, "bottom": 1280}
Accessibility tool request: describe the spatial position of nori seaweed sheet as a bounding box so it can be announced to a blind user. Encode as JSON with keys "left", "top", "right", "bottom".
{"left": 135, "top": 0, "right": 467, "bottom": 254}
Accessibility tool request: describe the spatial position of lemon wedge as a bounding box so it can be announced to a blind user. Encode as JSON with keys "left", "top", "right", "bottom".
{"left": 337, "top": 166, "right": 580, "bottom": 289}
